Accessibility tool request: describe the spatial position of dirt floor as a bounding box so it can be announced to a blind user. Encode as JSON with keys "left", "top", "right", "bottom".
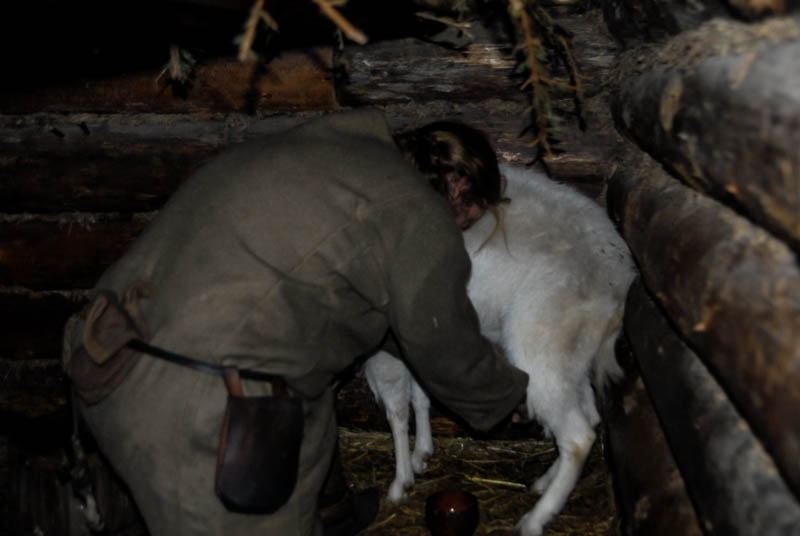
{"left": 338, "top": 427, "right": 619, "bottom": 536}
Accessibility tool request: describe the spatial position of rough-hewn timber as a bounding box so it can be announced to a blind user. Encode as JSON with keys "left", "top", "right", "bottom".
{"left": 0, "top": 216, "right": 151, "bottom": 290}
{"left": 625, "top": 278, "right": 800, "bottom": 535}
{"left": 608, "top": 156, "right": 800, "bottom": 497}
{"left": 0, "top": 50, "right": 336, "bottom": 115}
{"left": 612, "top": 19, "right": 800, "bottom": 248}
{"left": 601, "top": 346, "right": 702, "bottom": 536}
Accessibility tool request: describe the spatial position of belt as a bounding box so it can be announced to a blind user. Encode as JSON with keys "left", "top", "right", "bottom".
{"left": 126, "top": 339, "right": 282, "bottom": 383}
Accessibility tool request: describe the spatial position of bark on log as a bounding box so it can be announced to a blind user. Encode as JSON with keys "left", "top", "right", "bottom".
{"left": 602, "top": 348, "right": 702, "bottom": 536}
{"left": 612, "top": 19, "right": 800, "bottom": 249}
{"left": 625, "top": 278, "right": 800, "bottom": 535}
{"left": 339, "top": 9, "right": 624, "bottom": 182}
{"left": 340, "top": 9, "right": 618, "bottom": 102}
{"left": 0, "top": 103, "right": 618, "bottom": 216}
{"left": 0, "top": 50, "right": 336, "bottom": 114}
{"left": 0, "top": 113, "right": 315, "bottom": 213}
{"left": 0, "top": 291, "right": 84, "bottom": 361}
{"left": 600, "top": 0, "right": 728, "bottom": 45}
{"left": 608, "top": 157, "right": 800, "bottom": 498}
{"left": 0, "top": 216, "right": 150, "bottom": 290}
{"left": 0, "top": 140, "right": 216, "bottom": 214}
{"left": 338, "top": 31, "right": 522, "bottom": 106}
{"left": 0, "top": 359, "right": 69, "bottom": 418}
{"left": 601, "top": 0, "right": 798, "bottom": 46}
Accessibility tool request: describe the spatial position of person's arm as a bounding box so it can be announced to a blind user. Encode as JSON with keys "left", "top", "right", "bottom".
{"left": 376, "top": 199, "right": 528, "bottom": 432}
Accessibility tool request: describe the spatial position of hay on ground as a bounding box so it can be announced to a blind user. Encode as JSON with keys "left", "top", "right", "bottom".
{"left": 338, "top": 428, "right": 619, "bottom": 536}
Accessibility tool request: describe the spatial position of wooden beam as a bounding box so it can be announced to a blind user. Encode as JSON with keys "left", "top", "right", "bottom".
{"left": 0, "top": 49, "right": 336, "bottom": 114}
{"left": 0, "top": 216, "right": 149, "bottom": 290}
{"left": 612, "top": 19, "right": 800, "bottom": 248}
{"left": 339, "top": 9, "right": 624, "bottom": 182}
{"left": 0, "top": 102, "right": 616, "bottom": 218}
{"left": 602, "top": 351, "right": 702, "bottom": 536}
{"left": 600, "top": 0, "right": 728, "bottom": 45}
{"left": 338, "top": 31, "right": 521, "bottom": 107}
{"left": 0, "top": 140, "right": 216, "bottom": 214}
{"left": 0, "top": 291, "right": 85, "bottom": 361}
{"left": 608, "top": 156, "right": 800, "bottom": 497}
{"left": 0, "top": 113, "right": 316, "bottom": 214}
{"left": 626, "top": 278, "right": 800, "bottom": 534}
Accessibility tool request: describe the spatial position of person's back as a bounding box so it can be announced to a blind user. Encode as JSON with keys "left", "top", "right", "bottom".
{"left": 65, "top": 109, "right": 529, "bottom": 536}
{"left": 93, "top": 109, "right": 454, "bottom": 394}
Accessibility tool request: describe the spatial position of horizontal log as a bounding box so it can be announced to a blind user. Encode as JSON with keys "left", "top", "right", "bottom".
{"left": 726, "top": 0, "right": 800, "bottom": 19}
{"left": 0, "top": 216, "right": 150, "bottom": 290}
{"left": 613, "top": 19, "right": 800, "bottom": 248}
{"left": 601, "top": 0, "right": 727, "bottom": 45}
{"left": 0, "top": 113, "right": 314, "bottom": 214}
{"left": 625, "top": 278, "right": 800, "bottom": 535}
{"left": 0, "top": 360, "right": 69, "bottom": 419}
{"left": 0, "top": 102, "right": 616, "bottom": 216}
{"left": 338, "top": 9, "right": 623, "bottom": 180}
{"left": 601, "top": 349, "right": 702, "bottom": 536}
{"left": 608, "top": 157, "right": 800, "bottom": 497}
{"left": 0, "top": 291, "right": 85, "bottom": 361}
{"left": 339, "top": 32, "right": 522, "bottom": 106}
{"left": 340, "top": 8, "right": 618, "bottom": 104}
{"left": 0, "top": 140, "right": 216, "bottom": 213}
{"left": 0, "top": 49, "right": 336, "bottom": 114}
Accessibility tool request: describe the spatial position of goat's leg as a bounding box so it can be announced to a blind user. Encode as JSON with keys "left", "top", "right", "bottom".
{"left": 409, "top": 378, "right": 433, "bottom": 473}
{"left": 579, "top": 379, "right": 601, "bottom": 428}
{"left": 384, "top": 400, "right": 415, "bottom": 503}
{"left": 531, "top": 456, "right": 561, "bottom": 494}
{"left": 517, "top": 406, "right": 596, "bottom": 536}
{"left": 533, "top": 380, "right": 599, "bottom": 495}
{"left": 364, "top": 353, "right": 416, "bottom": 503}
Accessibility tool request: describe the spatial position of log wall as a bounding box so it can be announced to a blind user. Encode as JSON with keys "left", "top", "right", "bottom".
{"left": 2, "top": 0, "right": 800, "bottom": 534}
{"left": 603, "top": 2, "right": 800, "bottom": 534}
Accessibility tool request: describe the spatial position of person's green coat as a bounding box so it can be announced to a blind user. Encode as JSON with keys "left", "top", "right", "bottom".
{"left": 66, "top": 109, "right": 528, "bottom": 535}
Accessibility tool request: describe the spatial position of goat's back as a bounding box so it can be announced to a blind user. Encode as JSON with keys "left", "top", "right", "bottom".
{"left": 464, "top": 165, "right": 635, "bottom": 385}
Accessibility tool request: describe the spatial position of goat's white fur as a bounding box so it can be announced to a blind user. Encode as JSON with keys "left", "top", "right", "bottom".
{"left": 363, "top": 164, "right": 636, "bottom": 535}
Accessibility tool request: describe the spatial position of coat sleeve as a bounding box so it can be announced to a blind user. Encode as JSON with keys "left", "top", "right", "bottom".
{"left": 375, "top": 196, "right": 529, "bottom": 432}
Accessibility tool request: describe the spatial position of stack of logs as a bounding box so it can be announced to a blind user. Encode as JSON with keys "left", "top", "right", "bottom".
{"left": 602, "top": 5, "right": 800, "bottom": 535}
{"left": 1, "top": 0, "right": 799, "bottom": 534}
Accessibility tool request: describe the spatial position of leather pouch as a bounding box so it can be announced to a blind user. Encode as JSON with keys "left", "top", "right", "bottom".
{"left": 63, "top": 282, "right": 153, "bottom": 405}
{"left": 215, "top": 368, "right": 304, "bottom": 513}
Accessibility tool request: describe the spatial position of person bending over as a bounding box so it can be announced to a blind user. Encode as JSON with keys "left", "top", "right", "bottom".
{"left": 63, "top": 108, "right": 528, "bottom": 536}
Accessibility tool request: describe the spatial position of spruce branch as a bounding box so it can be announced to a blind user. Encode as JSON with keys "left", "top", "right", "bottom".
{"left": 507, "top": 0, "right": 585, "bottom": 160}
{"left": 313, "top": 0, "right": 368, "bottom": 45}
{"left": 237, "top": 0, "right": 279, "bottom": 62}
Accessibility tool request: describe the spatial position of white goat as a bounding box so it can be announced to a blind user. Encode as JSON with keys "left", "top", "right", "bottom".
{"left": 364, "top": 163, "right": 636, "bottom": 536}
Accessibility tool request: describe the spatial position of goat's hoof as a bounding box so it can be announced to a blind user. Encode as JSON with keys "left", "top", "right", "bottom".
{"left": 387, "top": 482, "right": 411, "bottom": 504}
{"left": 412, "top": 453, "right": 431, "bottom": 473}
{"left": 514, "top": 514, "right": 544, "bottom": 536}
{"left": 387, "top": 491, "right": 408, "bottom": 504}
{"left": 532, "top": 476, "right": 549, "bottom": 494}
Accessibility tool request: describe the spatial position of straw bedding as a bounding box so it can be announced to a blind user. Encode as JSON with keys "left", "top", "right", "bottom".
{"left": 337, "top": 427, "right": 619, "bottom": 536}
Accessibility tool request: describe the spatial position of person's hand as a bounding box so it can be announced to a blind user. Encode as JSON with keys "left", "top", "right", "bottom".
{"left": 511, "top": 395, "right": 530, "bottom": 423}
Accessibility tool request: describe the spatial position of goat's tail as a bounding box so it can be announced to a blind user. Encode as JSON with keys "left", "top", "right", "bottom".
{"left": 591, "top": 308, "right": 625, "bottom": 393}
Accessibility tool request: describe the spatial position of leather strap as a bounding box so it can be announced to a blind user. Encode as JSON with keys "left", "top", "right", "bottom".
{"left": 223, "top": 367, "right": 244, "bottom": 397}
{"left": 126, "top": 339, "right": 286, "bottom": 390}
